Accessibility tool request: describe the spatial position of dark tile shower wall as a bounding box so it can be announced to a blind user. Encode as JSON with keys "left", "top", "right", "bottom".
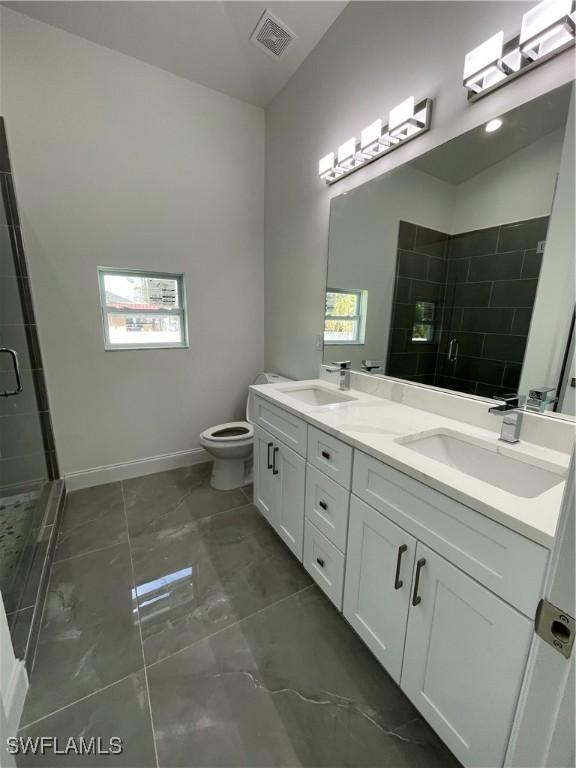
{"left": 437, "top": 217, "right": 548, "bottom": 397}
{"left": 387, "top": 217, "right": 548, "bottom": 397}
{"left": 387, "top": 221, "right": 449, "bottom": 385}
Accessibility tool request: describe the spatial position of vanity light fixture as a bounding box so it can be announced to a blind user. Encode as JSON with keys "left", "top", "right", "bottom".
{"left": 318, "top": 152, "right": 343, "bottom": 182}
{"left": 318, "top": 97, "right": 433, "bottom": 185}
{"left": 388, "top": 97, "right": 427, "bottom": 140}
{"left": 359, "top": 120, "right": 384, "bottom": 158}
{"left": 338, "top": 137, "right": 361, "bottom": 171}
{"left": 463, "top": 32, "right": 514, "bottom": 96}
{"left": 463, "top": 0, "right": 575, "bottom": 101}
{"left": 520, "top": 0, "right": 575, "bottom": 61}
{"left": 485, "top": 118, "right": 503, "bottom": 133}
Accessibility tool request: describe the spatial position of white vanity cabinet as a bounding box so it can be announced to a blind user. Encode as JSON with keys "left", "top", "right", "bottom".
{"left": 252, "top": 395, "right": 351, "bottom": 606}
{"left": 253, "top": 424, "right": 305, "bottom": 560}
{"left": 344, "top": 496, "right": 533, "bottom": 768}
{"left": 401, "top": 542, "right": 532, "bottom": 768}
{"left": 343, "top": 496, "right": 416, "bottom": 684}
{"left": 252, "top": 394, "right": 546, "bottom": 768}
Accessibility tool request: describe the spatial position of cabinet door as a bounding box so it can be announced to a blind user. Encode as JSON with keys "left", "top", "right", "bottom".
{"left": 253, "top": 426, "right": 277, "bottom": 528}
{"left": 343, "top": 496, "right": 416, "bottom": 684}
{"left": 401, "top": 543, "right": 532, "bottom": 768}
{"left": 275, "top": 442, "right": 306, "bottom": 560}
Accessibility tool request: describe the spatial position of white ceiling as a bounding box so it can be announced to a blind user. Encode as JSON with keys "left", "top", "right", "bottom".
{"left": 3, "top": 1, "right": 348, "bottom": 106}
{"left": 411, "top": 84, "right": 572, "bottom": 185}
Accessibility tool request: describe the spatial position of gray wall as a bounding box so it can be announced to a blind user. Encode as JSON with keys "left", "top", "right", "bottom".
{"left": 2, "top": 9, "right": 265, "bottom": 476}
{"left": 264, "top": 0, "right": 574, "bottom": 379}
{"left": 327, "top": 165, "right": 454, "bottom": 370}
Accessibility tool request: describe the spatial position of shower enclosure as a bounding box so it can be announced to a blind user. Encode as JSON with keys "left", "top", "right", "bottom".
{"left": 0, "top": 118, "right": 63, "bottom": 668}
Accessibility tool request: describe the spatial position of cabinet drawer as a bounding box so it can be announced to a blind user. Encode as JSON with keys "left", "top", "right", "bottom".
{"left": 353, "top": 451, "right": 548, "bottom": 617}
{"left": 303, "top": 520, "right": 345, "bottom": 610}
{"left": 305, "top": 465, "right": 350, "bottom": 552}
{"left": 252, "top": 396, "right": 307, "bottom": 457}
{"left": 307, "top": 427, "right": 353, "bottom": 489}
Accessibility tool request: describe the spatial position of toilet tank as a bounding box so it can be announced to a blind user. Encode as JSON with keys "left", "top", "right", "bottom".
{"left": 246, "top": 372, "right": 292, "bottom": 422}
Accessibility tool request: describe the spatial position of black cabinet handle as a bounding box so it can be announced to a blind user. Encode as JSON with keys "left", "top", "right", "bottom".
{"left": 267, "top": 442, "right": 273, "bottom": 470}
{"left": 272, "top": 446, "right": 279, "bottom": 475}
{"left": 319, "top": 500, "right": 328, "bottom": 511}
{"left": 412, "top": 558, "right": 426, "bottom": 606}
{"left": 394, "top": 544, "right": 408, "bottom": 590}
{"left": 321, "top": 450, "right": 331, "bottom": 461}
{"left": 316, "top": 557, "right": 325, "bottom": 568}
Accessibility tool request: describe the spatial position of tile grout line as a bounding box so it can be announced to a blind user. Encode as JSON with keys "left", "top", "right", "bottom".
{"left": 53, "top": 539, "right": 128, "bottom": 565}
{"left": 130, "top": 499, "right": 257, "bottom": 543}
{"left": 120, "top": 479, "right": 160, "bottom": 768}
{"left": 145, "top": 583, "right": 316, "bottom": 672}
{"left": 18, "top": 672, "right": 138, "bottom": 732}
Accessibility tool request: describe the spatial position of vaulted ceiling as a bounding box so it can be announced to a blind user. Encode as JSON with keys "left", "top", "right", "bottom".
{"left": 4, "top": 1, "right": 348, "bottom": 106}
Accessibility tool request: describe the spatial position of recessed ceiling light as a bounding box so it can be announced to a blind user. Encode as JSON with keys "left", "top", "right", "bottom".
{"left": 485, "top": 118, "right": 503, "bottom": 133}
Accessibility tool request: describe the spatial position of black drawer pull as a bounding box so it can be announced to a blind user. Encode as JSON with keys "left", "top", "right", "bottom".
{"left": 321, "top": 450, "right": 331, "bottom": 461}
{"left": 394, "top": 544, "right": 408, "bottom": 590}
{"left": 319, "top": 500, "right": 328, "bottom": 511}
{"left": 412, "top": 558, "right": 426, "bottom": 606}
{"left": 267, "top": 442, "right": 273, "bottom": 470}
{"left": 272, "top": 446, "right": 279, "bottom": 475}
{"left": 316, "top": 557, "right": 325, "bottom": 568}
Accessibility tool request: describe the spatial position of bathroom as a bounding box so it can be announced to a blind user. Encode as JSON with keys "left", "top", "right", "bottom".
{"left": 0, "top": 1, "right": 574, "bottom": 766}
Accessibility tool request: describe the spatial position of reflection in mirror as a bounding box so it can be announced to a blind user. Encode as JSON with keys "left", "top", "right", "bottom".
{"left": 324, "top": 84, "right": 575, "bottom": 417}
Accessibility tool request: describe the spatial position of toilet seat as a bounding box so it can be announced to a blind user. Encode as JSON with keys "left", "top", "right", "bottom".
{"left": 200, "top": 421, "right": 254, "bottom": 443}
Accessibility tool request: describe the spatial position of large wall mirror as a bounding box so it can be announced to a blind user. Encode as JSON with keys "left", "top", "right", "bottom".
{"left": 324, "top": 83, "right": 575, "bottom": 418}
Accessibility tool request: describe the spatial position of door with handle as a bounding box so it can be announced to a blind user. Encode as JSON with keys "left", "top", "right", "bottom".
{"left": 253, "top": 426, "right": 277, "bottom": 527}
{"left": 275, "top": 441, "right": 305, "bottom": 560}
{"left": 401, "top": 542, "right": 532, "bottom": 768}
{"left": 343, "top": 496, "right": 417, "bottom": 684}
{"left": 0, "top": 348, "right": 23, "bottom": 397}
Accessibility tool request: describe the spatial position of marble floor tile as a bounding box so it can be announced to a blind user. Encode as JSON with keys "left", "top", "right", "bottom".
{"left": 21, "top": 544, "right": 143, "bottom": 726}
{"left": 123, "top": 464, "right": 248, "bottom": 539}
{"left": 55, "top": 482, "right": 126, "bottom": 562}
{"left": 148, "top": 586, "right": 460, "bottom": 768}
{"left": 132, "top": 504, "right": 311, "bottom": 665}
{"left": 240, "top": 484, "right": 253, "bottom": 504}
{"left": 17, "top": 671, "right": 157, "bottom": 768}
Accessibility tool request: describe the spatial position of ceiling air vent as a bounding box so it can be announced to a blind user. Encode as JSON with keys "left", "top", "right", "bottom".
{"left": 250, "top": 10, "right": 296, "bottom": 60}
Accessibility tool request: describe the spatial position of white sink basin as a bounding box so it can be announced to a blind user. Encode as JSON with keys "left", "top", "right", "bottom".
{"left": 281, "top": 385, "right": 357, "bottom": 406}
{"left": 398, "top": 431, "right": 566, "bottom": 498}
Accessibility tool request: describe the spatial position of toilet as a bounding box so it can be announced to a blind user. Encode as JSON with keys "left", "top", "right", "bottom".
{"left": 200, "top": 373, "right": 290, "bottom": 490}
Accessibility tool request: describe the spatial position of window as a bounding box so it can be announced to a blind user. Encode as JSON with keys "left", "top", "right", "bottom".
{"left": 324, "top": 288, "right": 367, "bottom": 345}
{"left": 412, "top": 300, "right": 436, "bottom": 343}
{"left": 98, "top": 268, "right": 188, "bottom": 350}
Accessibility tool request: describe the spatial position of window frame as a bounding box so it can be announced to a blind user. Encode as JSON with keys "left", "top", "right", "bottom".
{"left": 411, "top": 299, "right": 436, "bottom": 344}
{"left": 324, "top": 288, "right": 367, "bottom": 346}
{"left": 97, "top": 267, "right": 189, "bottom": 351}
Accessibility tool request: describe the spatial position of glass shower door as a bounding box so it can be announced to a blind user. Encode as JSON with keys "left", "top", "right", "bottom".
{"left": 0, "top": 118, "right": 60, "bottom": 659}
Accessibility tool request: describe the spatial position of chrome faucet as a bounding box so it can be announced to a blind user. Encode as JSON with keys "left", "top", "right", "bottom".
{"left": 327, "top": 360, "right": 352, "bottom": 391}
{"left": 489, "top": 393, "right": 525, "bottom": 444}
{"left": 361, "top": 360, "right": 384, "bottom": 373}
{"left": 526, "top": 386, "right": 558, "bottom": 413}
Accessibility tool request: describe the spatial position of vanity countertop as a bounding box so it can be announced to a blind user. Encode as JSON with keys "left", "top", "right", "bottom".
{"left": 250, "top": 379, "right": 573, "bottom": 548}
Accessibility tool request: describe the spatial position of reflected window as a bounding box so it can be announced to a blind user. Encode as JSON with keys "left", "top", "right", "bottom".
{"left": 324, "top": 289, "right": 367, "bottom": 345}
{"left": 412, "top": 300, "right": 436, "bottom": 343}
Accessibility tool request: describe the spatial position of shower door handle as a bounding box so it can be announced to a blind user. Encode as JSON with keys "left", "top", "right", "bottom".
{"left": 0, "top": 348, "right": 23, "bottom": 397}
{"left": 448, "top": 338, "right": 459, "bottom": 363}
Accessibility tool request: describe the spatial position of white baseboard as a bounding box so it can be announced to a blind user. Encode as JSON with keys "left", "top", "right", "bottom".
{"left": 5, "top": 660, "right": 28, "bottom": 735}
{"left": 64, "top": 448, "right": 211, "bottom": 491}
